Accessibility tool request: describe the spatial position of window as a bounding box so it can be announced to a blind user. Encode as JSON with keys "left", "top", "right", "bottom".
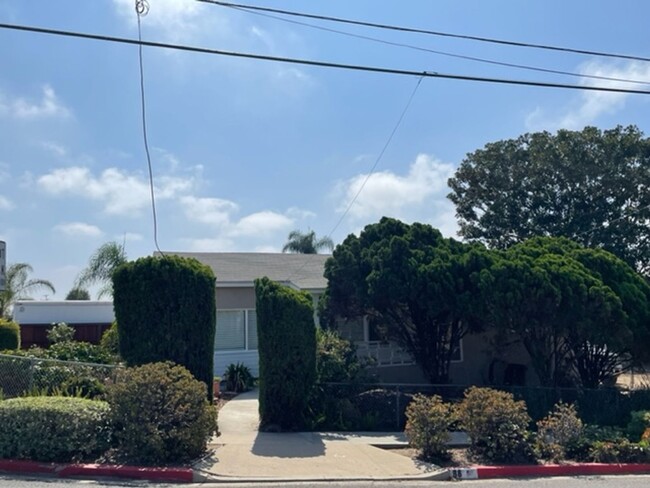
{"left": 215, "top": 310, "right": 257, "bottom": 351}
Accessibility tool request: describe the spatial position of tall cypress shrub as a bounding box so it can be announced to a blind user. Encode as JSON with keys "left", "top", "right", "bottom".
{"left": 112, "top": 256, "right": 216, "bottom": 399}
{"left": 255, "top": 277, "right": 316, "bottom": 431}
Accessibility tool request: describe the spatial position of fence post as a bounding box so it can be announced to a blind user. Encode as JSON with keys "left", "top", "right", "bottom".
{"left": 395, "top": 385, "right": 401, "bottom": 431}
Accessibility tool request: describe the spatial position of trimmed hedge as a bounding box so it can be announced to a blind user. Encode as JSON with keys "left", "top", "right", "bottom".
{"left": 255, "top": 277, "right": 316, "bottom": 431}
{"left": 0, "top": 319, "right": 19, "bottom": 350}
{"left": 0, "top": 396, "right": 110, "bottom": 462}
{"left": 107, "top": 362, "right": 217, "bottom": 465}
{"left": 112, "top": 256, "right": 216, "bottom": 398}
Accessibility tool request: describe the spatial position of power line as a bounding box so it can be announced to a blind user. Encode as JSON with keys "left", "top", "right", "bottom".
{"left": 208, "top": 0, "right": 650, "bottom": 87}
{"left": 134, "top": 1, "right": 164, "bottom": 256}
{"left": 3, "top": 22, "right": 650, "bottom": 96}
{"left": 284, "top": 76, "right": 424, "bottom": 284}
{"left": 197, "top": 0, "right": 650, "bottom": 64}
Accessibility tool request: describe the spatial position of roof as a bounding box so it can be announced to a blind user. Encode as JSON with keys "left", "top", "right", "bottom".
{"left": 166, "top": 252, "right": 330, "bottom": 290}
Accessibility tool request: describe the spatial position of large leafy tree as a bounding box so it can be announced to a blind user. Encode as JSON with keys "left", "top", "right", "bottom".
{"left": 76, "top": 241, "right": 127, "bottom": 299}
{"left": 448, "top": 125, "right": 650, "bottom": 273}
{"left": 0, "top": 263, "right": 56, "bottom": 317}
{"left": 282, "top": 229, "right": 334, "bottom": 254}
{"left": 323, "top": 217, "right": 491, "bottom": 384}
{"left": 483, "top": 237, "right": 650, "bottom": 388}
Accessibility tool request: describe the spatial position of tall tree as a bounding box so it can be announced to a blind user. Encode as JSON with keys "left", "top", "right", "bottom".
{"left": 448, "top": 125, "right": 650, "bottom": 273}
{"left": 76, "top": 241, "right": 127, "bottom": 299}
{"left": 323, "top": 217, "right": 491, "bottom": 384}
{"left": 282, "top": 230, "right": 334, "bottom": 254}
{"left": 0, "top": 263, "right": 56, "bottom": 317}
{"left": 65, "top": 287, "right": 90, "bottom": 300}
{"left": 482, "top": 237, "right": 650, "bottom": 388}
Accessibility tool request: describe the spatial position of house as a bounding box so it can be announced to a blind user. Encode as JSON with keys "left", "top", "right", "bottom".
{"left": 174, "top": 252, "right": 537, "bottom": 386}
{"left": 12, "top": 300, "right": 114, "bottom": 348}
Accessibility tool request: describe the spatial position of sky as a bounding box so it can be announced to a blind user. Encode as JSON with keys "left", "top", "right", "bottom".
{"left": 1, "top": 0, "right": 649, "bottom": 299}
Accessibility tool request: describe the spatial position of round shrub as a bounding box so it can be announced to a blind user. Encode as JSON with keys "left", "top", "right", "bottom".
{"left": 536, "top": 402, "right": 583, "bottom": 461}
{"left": 0, "top": 319, "right": 20, "bottom": 351}
{"left": 627, "top": 410, "right": 650, "bottom": 442}
{"left": 405, "top": 394, "right": 453, "bottom": 462}
{"left": 107, "top": 362, "right": 217, "bottom": 465}
{"left": 456, "top": 387, "right": 533, "bottom": 463}
{"left": 0, "top": 396, "right": 110, "bottom": 462}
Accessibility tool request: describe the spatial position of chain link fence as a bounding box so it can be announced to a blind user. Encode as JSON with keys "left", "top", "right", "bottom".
{"left": 315, "top": 382, "right": 650, "bottom": 432}
{"left": 0, "top": 353, "right": 120, "bottom": 399}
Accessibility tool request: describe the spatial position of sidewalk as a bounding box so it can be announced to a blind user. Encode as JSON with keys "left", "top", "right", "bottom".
{"left": 193, "top": 388, "right": 449, "bottom": 481}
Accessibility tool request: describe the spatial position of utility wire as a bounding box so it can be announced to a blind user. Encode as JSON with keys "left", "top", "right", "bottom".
{"left": 134, "top": 0, "right": 164, "bottom": 256}
{"left": 284, "top": 76, "right": 424, "bottom": 284}
{"left": 209, "top": 1, "right": 650, "bottom": 87}
{"left": 198, "top": 0, "right": 650, "bottom": 64}
{"left": 3, "top": 22, "right": 650, "bottom": 96}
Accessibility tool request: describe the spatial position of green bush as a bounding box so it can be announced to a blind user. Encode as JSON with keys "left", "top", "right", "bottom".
{"left": 456, "top": 387, "right": 534, "bottom": 463}
{"left": 46, "top": 341, "right": 114, "bottom": 364}
{"left": 107, "top": 362, "right": 217, "bottom": 465}
{"left": 100, "top": 321, "right": 119, "bottom": 356}
{"left": 0, "top": 396, "right": 110, "bottom": 462}
{"left": 0, "top": 319, "right": 20, "bottom": 350}
{"left": 224, "top": 362, "right": 253, "bottom": 393}
{"left": 627, "top": 411, "right": 650, "bottom": 442}
{"left": 536, "top": 402, "right": 583, "bottom": 461}
{"left": 590, "top": 439, "right": 650, "bottom": 463}
{"left": 354, "top": 388, "right": 412, "bottom": 431}
{"left": 405, "top": 394, "right": 453, "bottom": 462}
{"left": 565, "top": 424, "right": 625, "bottom": 461}
{"left": 255, "top": 277, "right": 316, "bottom": 431}
{"left": 315, "top": 329, "right": 369, "bottom": 383}
{"left": 113, "top": 256, "right": 216, "bottom": 399}
{"left": 47, "top": 322, "right": 75, "bottom": 344}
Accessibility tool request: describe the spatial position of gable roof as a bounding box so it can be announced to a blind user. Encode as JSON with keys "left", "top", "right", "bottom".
{"left": 166, "top": 252, "right": 330, "bottom": 290}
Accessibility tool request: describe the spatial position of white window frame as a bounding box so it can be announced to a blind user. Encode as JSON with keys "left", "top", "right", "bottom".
{"left": 215, "top": 309, "right": 257, "bottom": 352}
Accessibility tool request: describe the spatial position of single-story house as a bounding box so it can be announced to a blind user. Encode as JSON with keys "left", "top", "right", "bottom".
{"left": 174, "top": 252, "right": 538, "bottom": 386}
{"left": 12, "top": 300, "right": 114, "bottom": 348}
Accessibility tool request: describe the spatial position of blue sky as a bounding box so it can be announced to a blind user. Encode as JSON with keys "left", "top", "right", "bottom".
{"left": 1, "top": 0, "right": 649, "bottom": 299}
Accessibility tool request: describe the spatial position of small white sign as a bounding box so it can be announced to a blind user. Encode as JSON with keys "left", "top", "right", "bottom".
{"left": 0, "top": 241, "right": 5, "bottom": 292}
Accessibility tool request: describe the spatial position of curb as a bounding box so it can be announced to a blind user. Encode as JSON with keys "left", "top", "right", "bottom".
{"left": 0, "top": 459, "right": 193, "bottom": 483}
{"left": 450, "top": 463, "right": 650, "bottom": 480}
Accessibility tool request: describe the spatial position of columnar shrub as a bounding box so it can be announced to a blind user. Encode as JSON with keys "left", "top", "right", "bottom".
{"left": 456, "top": 387, "right": 533, "bottom": 462}
{"left": 255, "top": 277, "right": 316, "bottom": 431}
{"left": 0, "top": 319, "right": 20, "bottom": 350}
{"left": 405, "top": 394, "right": 453, "bottom": 461}
{"left": 0, "top": 396, "right": 110, "bottom": 462}
{"left": 107, "top": 362, "right": 217, "bottom": 465}
{"left": 536, "top": 402, "right": 583, "bottom": 461}
{"left": 112, "top": 256, "right": 216, "bottom": 398}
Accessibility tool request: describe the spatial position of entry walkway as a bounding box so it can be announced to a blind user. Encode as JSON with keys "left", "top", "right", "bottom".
{"left": 194, "top": 388, "right": 449, "bottom": 481}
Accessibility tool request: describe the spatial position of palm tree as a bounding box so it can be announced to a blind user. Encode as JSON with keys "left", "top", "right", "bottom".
{"left": 0, "top": 263, "right": 56, "bottom": 317}
{"left": 75, "top": 241, "right": 127, "bottom": 299}
{"left": 282, "top": 230, "right": 334, "bottom": 254}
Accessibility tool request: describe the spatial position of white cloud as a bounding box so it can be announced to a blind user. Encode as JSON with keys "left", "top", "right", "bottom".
{"left": 0, "top": 196, "right": 13, "bottom": 211}
{"left": 336, "top": 153, "right": 455, "bottom": 221}
{"left": 37, "top": 166, "right": 194, "bottom": 216}
{"left": 54, "top": 222, "right": 103, "bottom": 238}
{"left": 229, "top": 211, "right": 294, "bottom": 237}
{"left": 526, "top": 61, "right": 650, "bottom": 130}
{"left": 180, "top": 195, "right": 238, "bottom": 226}
{"left": 41, "top": 141, "right": 67, "bottom": 157}
{"left": 0, "top": 85, "right": 71, "bottom": 120}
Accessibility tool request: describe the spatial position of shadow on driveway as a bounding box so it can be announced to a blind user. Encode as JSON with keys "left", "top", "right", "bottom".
{"left": 251, "top": 432, "right": 326, "bottom": 458}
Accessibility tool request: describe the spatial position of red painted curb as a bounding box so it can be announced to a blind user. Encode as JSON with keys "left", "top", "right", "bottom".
{"left": 0, "top": 460, "right": 57, "bottom": 475}
{"left": 58, "top": 463, "right": 194, "bottom": 483}
{"left": 0, "top": 459, "right": 193, "bottom": 483}
{"left": 475, "top": 463, "right": 650, "bottom": 479}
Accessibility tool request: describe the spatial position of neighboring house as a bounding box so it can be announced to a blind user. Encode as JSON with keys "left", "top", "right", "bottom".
{"left": 12, "top": 300, "right": 114, "bottom": 348}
